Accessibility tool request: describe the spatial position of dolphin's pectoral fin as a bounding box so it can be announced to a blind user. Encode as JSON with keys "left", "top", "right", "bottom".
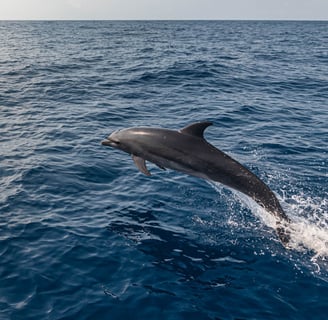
{"left": 179, "top": 121, "right": 213, "bottom": 139}
{"left": 132, "top": 155, "right": 151, "bottom": 176}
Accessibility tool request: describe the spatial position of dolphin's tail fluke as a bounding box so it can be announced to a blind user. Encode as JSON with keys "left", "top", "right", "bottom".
{"left": 262, "top": 200, "right": 291, "bottom": 246}
{"left": 276, "top": 220, "right": 291, "bottom": 246}
{"left": 245, "top": 180, "right": 291, "bottom": 246}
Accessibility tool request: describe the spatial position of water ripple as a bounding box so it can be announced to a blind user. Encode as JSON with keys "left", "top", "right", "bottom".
{"left": 1, "top": 20, "right": 328, "bottom": 320}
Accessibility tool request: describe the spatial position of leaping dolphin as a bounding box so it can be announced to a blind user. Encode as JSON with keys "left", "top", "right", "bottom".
{"left": 102, "top": 121, "right": 290, "bottom": 245}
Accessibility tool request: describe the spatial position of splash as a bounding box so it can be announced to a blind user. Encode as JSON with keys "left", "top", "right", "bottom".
{"left": 285, "top": 195, "right": 328, "bottom": 260}
{"left": 209, "top": 181, "right": 328, "bottom": 259}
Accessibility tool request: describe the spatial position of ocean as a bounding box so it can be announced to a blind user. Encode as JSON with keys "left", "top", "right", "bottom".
{"left": 0, "top": 20, "right": 327, "bottom": 319}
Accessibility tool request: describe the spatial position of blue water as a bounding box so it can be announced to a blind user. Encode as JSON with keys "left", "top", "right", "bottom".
{"left": 0, "top": 20, "right": 327, "bottom": 319}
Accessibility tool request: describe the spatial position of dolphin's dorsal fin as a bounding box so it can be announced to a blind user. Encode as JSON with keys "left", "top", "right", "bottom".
{"left": 132, "top": 155, "right": 151, "bottom": 176}
{"left": 179, "top": 121, "right": 213, "bottom": 139}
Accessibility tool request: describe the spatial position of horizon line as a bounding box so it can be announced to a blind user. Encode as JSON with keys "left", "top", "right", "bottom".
{"left": 0, "top": 18, "right": 327, "bottom": 22}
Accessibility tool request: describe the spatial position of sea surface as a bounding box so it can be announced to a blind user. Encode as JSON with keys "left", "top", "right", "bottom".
{"left": 0, "top": 20, "right": 327, "bottom": 319}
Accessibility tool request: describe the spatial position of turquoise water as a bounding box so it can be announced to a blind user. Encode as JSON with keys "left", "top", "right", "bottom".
{"left": 0, "top": 21, "right": 327, "bottom": 319}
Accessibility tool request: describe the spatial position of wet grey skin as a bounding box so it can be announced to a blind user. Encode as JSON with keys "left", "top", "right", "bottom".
{"left": 102, "top": 121, "right": 290, "bottom": 246}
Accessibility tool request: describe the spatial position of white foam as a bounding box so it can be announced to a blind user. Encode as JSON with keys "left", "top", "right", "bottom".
{"left": 284, "top": 195, "right": 328, "bottom": 260}
{"left": 209, "top": 181, "right": 328, "bottom": 260}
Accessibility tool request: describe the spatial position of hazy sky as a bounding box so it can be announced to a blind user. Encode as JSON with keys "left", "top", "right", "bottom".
{"left": 0, "top": 0, "right": 327, "bottom": 20}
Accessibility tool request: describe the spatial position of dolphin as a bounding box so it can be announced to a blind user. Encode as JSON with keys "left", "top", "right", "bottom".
{"left": 102, "top": 121, "right": 290, "bottom": 245}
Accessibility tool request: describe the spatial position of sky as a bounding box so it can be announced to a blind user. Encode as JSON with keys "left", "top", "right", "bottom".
{"left": 0, "top": 0, "right": 327, "bottom": 20}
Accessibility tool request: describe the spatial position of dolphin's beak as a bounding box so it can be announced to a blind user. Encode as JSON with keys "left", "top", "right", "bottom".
{"left": 101, "top": 137, "right": 120, "bottom": 147}
{"left": 102, "top": 130, "right": 122, "bottom": 147}
{"left": 101, "top": 139, "right": 112, "bottom": 146}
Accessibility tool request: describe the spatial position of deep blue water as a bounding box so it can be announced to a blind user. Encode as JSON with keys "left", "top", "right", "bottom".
{"left": 0, "top": 20, "right": 327, "bottom": 319}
